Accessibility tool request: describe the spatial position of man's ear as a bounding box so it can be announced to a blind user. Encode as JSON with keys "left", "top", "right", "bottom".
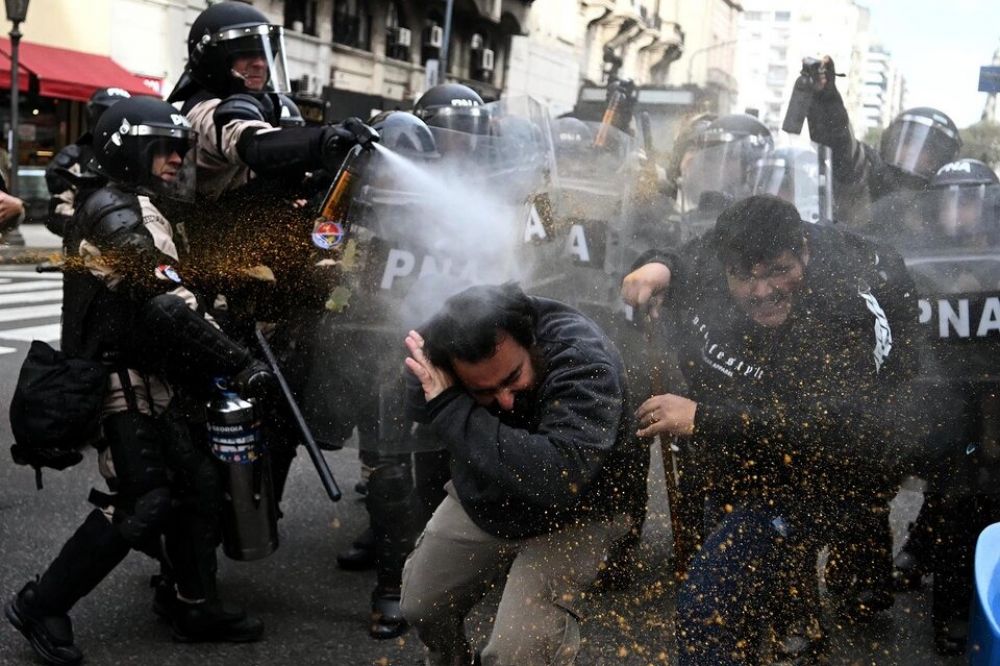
{"left": 799, "top": 236, "right": 810, "bottom": 267}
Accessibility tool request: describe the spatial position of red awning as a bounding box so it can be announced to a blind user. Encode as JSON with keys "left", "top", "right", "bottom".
{"left": 0, "top": 38, "right": 163, "bottom": 101}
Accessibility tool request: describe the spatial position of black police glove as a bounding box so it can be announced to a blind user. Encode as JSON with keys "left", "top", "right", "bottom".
{"left": 812, "top": 55, "right": 839, "bottom": 99}
{"left": 319, "top": 117, "right": 380, "bottom": 171}
{"left": 232, "top": 359, "right": 275, "bottom": 403}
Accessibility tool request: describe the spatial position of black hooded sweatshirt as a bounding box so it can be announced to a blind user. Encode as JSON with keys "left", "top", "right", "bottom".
{"left": 641, "top": 223, "right": 921, "bottom": 513}
{"left": 409, "top": 297, "right": 647, "bottom": 540}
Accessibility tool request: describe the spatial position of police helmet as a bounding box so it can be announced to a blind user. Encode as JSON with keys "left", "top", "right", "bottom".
{"left": 680, "top": 114, "right": 773, "bottom": 211}
{"left": 87, "top": 87, "right": 131, "bottom": 131}
{"left": 928, "top": 158, "right": 1000, "bottom": 243}
{"left": 931, "top": 158, "right": 998, "bottom": 188}
{"left": 92, "top": 96, "right": 198, "bottom": 200}
{"left": 881, "top": 107, "right": 961, "bottom": 182}
{"left": 369, "top": 111, "right": 439, "bottom": 159}
{"left": 186, "top": 1, "right": 290, "bottom": 97}
{"left": 413, "top": 83, "right": 488, "bottom": 135}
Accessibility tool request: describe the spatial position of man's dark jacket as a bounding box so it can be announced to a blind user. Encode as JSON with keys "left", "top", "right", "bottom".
{"left": 644, "top": 223, "right": 921, "bottom": 512}
{"left": 410, "top": 297, "right": 647, "bottom": 540}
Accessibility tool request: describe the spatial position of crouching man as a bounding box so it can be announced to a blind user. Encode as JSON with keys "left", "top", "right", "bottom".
{"left": 400, "top": 283, "right": 647, "bottom": 666}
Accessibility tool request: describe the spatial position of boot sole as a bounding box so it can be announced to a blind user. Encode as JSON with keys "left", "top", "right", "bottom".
{"left": 5, "top": 601, "right": 83, "bottom": 666}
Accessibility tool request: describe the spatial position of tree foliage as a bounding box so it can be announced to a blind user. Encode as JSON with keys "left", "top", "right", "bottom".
{"left": 960, "top": 120, "right": 1000, "bottom": 169}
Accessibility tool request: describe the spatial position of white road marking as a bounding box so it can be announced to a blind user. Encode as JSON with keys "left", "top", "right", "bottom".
{"left": 0, "top": 270, "right": 62, "bottom": 281}
{"left": 0, "top": 289, "right": 63, "bottom": 306}
{"left": 0, "top": 323, "right": 60, "bottom": 342}
{"left": 0, "top": 346, "right": 17, "bottom": 355}
{"left": 0, "top": 303, "right": 62, "bottom": 323}
{"left": 0, "top": 280, "right": 63, "bottom": 293}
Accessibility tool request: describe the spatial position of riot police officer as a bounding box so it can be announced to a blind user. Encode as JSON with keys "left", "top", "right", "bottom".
{"left": 166, "top": 1, "right": 374, "bottom": 200}
{"left": 893, "top": 158, "right": 1000, "bottom": 654}
{"left": 804, "top": 55, "right": 962, "bottom": 227}
{"left": 45, "top": 87, "right": 131, "bottom": 238}
{"left": 5, "top": 96, "right": 271, "bottom": 666}
{"left": 303, "top": 109, "right": 450, "bottom": 639}
{"left": 678, "top": 113, "right": 773, "bottom": 240}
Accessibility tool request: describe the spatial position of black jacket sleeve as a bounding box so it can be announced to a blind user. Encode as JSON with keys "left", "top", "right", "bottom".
{"left": 806, "top": 86, "right": 882, "bottom": 189}
{"left": 423, "top": 358, "right": 625, "bottom": 516}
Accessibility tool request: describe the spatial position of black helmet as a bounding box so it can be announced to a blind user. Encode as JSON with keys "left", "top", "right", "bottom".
{"left": 413, "top": 83, "right": 488, "bottom": 134}
{"left": 92, "top": 96, "right": 198, "bottom": 201}
{"left": 881, "top": 107, "right": 961, "bottom": 182}
{"left": 926, "top": 158, "right": 1000, "bottom": 244}
{"left": 87, "top": 87, "right": 131, "bottom": 131}
{"left": 680, "top": 114, "right": 773, "bottom": 212}
{"left": 931, "top": 158, "right": 998, "bottom": 188}
{"left": 185, "top": 1, "right": 290, "bottom": 97}
{"left": 369, "top": 111, "right": 439, "bottom": 159}
{"left": 277, "top": 93, "right": 304, "bottom": 128}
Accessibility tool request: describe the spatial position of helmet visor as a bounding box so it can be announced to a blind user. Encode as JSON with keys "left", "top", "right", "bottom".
{"left": 136, "top": 125, "right": 198, "bottom": 202}
{"left": 933, "top": 184, "right": 1000, "bottom": 246}
{"left": 420, "top": 104, "right": 491, "bottom": 135}
{"left": 882, "top": 116, "right": 960, "bottom": 181}
{"left": 212, "top": 24, "right": 290, "bottom": 94}
{"left": 680, "top": 134, "right": 768, "bottom": 213}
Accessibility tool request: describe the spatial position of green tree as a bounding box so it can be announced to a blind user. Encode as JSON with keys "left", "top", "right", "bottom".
{"left": 960, "top": 120, "right": 1000, "bottom": 169}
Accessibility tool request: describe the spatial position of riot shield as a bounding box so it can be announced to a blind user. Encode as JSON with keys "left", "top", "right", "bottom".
{"left": 296, "top": 99, "right": 555, "bottom": 453}
{"left": 750, "top": 135, "right": 834, "bottom": 225}
{"left": 522, "top": 119, "right": 640, "bottom": 328}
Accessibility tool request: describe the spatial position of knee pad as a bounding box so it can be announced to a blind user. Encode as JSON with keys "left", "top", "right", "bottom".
{"left": 117, "top": 485, "right": 172, "bottom": 544}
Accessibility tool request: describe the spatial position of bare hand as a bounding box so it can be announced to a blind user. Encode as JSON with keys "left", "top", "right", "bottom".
{"left": 636, "top": 393, "right": 697, "bottom": 438}
{"left": 621, "top": 262, "right": 671, "bottom": 320}
{"left": 0, "top": 192, "right": 24, "bottom": 228}
{"left": 404, "top": 329, "right": 454, "bottom": 402}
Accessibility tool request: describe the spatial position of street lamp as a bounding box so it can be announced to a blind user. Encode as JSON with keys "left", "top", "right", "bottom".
{"left": 5, "top": 0, "right": 29, "bottom": 196}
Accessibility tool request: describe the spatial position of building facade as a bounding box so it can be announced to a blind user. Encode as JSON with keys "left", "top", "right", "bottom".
{"left": 735, "top": 0, "right": 871, "bottom": 136}
{"left": 860, "top": 43, "right": 905, "bottom": 137}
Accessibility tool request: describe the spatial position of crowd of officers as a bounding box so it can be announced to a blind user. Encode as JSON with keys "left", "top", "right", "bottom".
{"left": 3, "top": 2, "right": 998, "bottom": 664}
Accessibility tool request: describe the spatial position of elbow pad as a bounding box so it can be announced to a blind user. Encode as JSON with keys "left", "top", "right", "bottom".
{"left": 236, "top": 125, "right": 328, "bottom": 177}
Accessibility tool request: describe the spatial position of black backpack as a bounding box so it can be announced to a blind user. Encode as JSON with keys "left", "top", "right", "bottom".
{"left": 9, "top": 340, "right": 107, "bottom": 488}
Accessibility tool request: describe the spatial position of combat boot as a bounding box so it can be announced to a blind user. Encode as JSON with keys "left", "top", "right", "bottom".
{"left": 171, "top": 599, "right": 264, "bottom": 643}
{"left": 370, "top": 586, "right": 407, "bottom": 639}
{"left": 5, "top": 580, "right": 83, "bottom": 666}
{"left": 151, "top": 575, "right": 246, "bottom": 625}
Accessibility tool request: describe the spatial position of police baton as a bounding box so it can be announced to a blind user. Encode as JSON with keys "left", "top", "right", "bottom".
{"left": 255, "top": 328, "right": 342, "bottom": 502}
{"left": 636, "top": 307, "right": 695, "bottom": 578}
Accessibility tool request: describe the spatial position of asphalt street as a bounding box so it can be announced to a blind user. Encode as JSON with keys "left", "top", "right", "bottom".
{"left": 0, "top": 237, "right": 968, "bottom": 665}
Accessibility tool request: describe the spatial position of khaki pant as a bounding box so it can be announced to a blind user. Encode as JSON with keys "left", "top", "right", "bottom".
{"left": 400, "top": 486, "right": 627, "bottom": 666}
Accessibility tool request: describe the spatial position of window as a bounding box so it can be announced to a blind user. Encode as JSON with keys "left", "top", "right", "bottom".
{"left": 333, "top": 0, "right": 371, "bottom": 51}
{"left": 284, "top": 0, "right": 318, "bottom": 37}
{"left": 744, "top": 11, "right": 765, "bottom": 21}
{"left": 421, "top": 13, "right": 444, "bottom": 66}
{"left": 774, "top": 11, "right": 791, "bottom": 22}
{"left": 385, "top": 2, "right": 410, "bottom": 62}
{"left": 469, "top": 32, "right": 495, "bottom": 84}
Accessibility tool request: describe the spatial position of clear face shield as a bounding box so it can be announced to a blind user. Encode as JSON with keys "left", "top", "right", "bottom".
{"left": 750, "top": 137, "right": 834, "bottom": 224}
{"left": 881, "top": 115, "right": 960, "bottom": 181}
{"left": 680, "top": 133, "right": 770, "bottom": 213}
{"left": 212, "top": 24, "right": 291, "bottom": 94}
{"left": 427, "top": 96, "right": 554, "bottom": 200}
{"left": 104, "top": 123, "right": 198, "bottom": 202}
{"left": 932, "top": 184, "right": 1000, "bottom": 246}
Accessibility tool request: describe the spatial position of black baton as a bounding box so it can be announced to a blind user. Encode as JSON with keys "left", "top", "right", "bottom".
{"left": 255, "top": 328, "right": 342, "bottom": 502}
